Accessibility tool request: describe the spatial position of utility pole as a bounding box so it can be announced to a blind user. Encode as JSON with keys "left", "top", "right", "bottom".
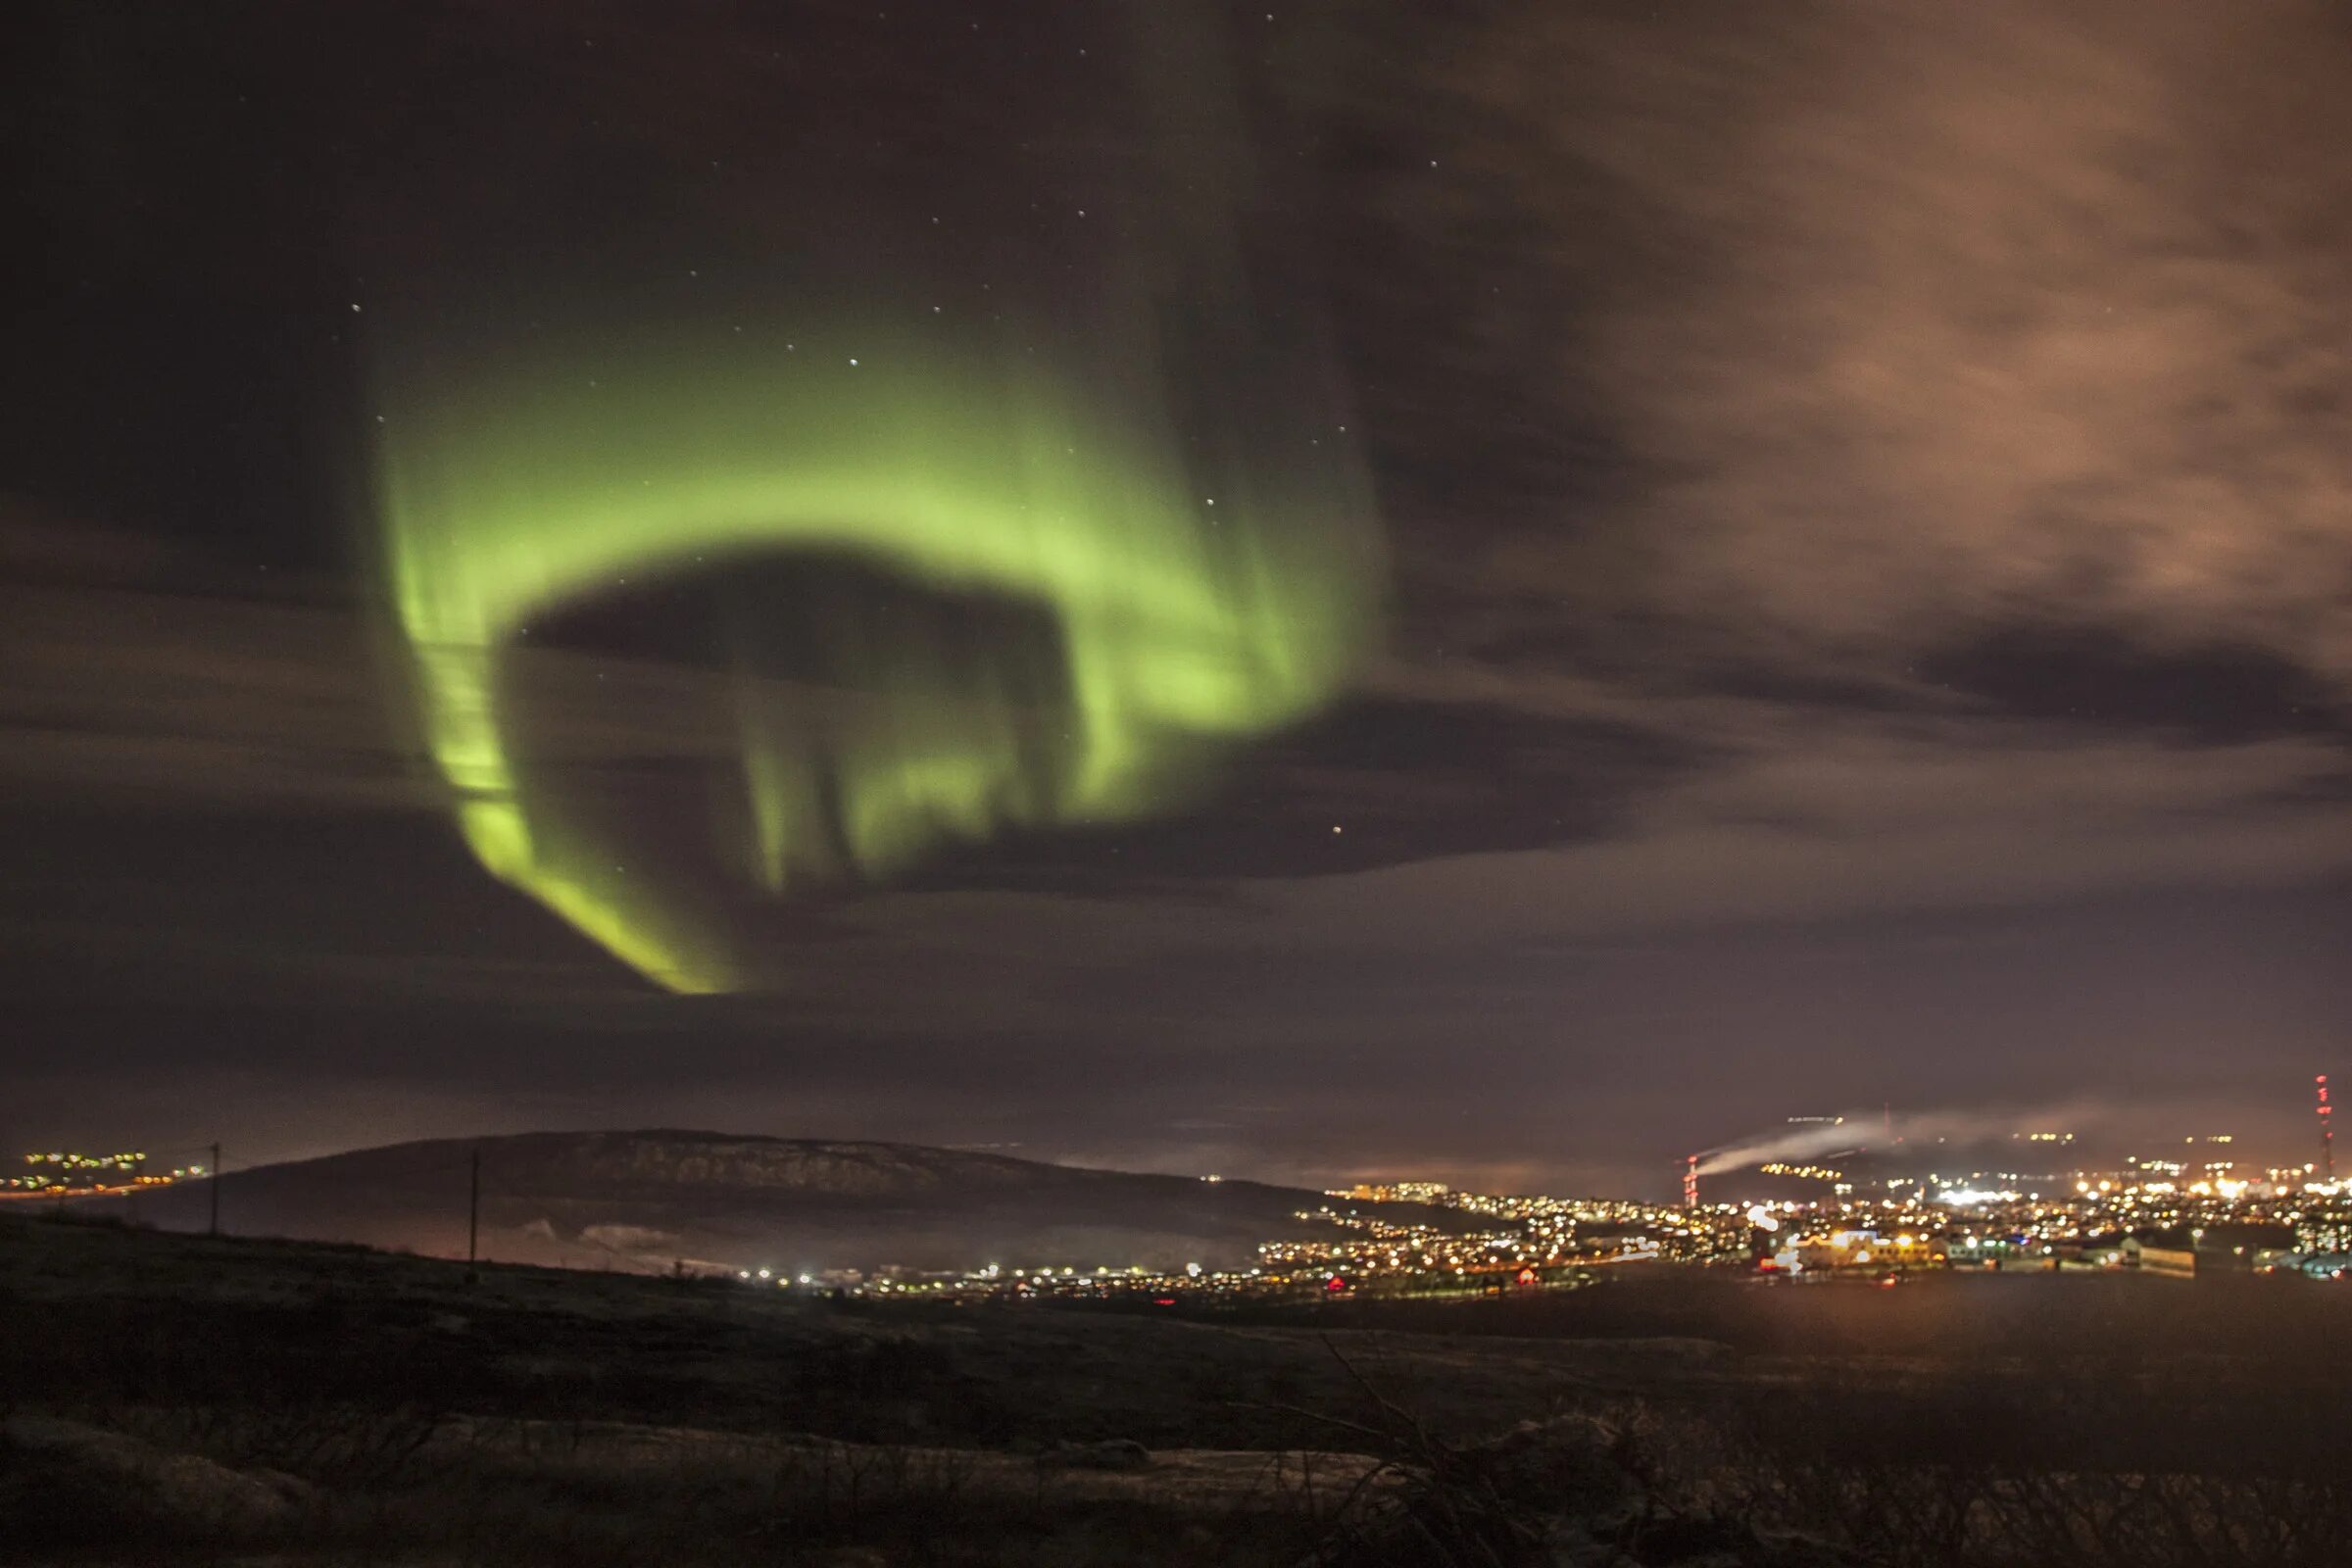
{"left": 467, "top": 1147, "right": 481, "bottom": 1267}
{"left": 208, "top": 1143, "right": 221, "bottom": 1237}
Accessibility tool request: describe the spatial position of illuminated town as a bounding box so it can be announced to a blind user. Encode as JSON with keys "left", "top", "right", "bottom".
{"left": 713, "top": 1121, "right": 2352, "bottom": 1301}
{"left": 729, "top": 1185, "right": 1729, "bottom": 1303}
{"left": 3, "top": 1151, "right": 206, "bottom": 1197}
{"left": 21, "top": 1103, "right": 2352, "bottom": 1296}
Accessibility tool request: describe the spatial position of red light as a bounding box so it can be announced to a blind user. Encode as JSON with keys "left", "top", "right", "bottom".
{"left": 1515, "top": 1267, "right": 1537, "bottom": 1286}
{"left": 1325, "top": 1275, "right": 1348, "bottom": 1293}
{"left": 1152, "top": 1298, "right": 1176, "bottom": 1306}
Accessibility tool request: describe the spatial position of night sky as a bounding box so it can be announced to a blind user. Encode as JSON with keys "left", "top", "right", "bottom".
{"left": 8, "top": 1, "right": 2352, "bottom": 1199}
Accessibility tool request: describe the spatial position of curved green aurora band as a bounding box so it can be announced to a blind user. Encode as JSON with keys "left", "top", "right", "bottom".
{"left": 374, "top": 326, "right": 1379, "bottom": 992}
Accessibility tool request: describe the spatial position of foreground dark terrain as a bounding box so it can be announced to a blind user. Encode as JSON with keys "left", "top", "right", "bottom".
{"left": 8, "top": 1211, "right": 2352, "bottom": 1566}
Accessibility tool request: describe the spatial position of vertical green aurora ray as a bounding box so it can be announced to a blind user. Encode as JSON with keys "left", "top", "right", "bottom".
{"left": 374, "top": 324, "right": 1379, "bottom": 991}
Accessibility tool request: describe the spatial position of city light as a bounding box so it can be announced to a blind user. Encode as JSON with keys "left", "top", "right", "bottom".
{"left": 25, "top": 1120, "right": 2352, "bottom": 1298}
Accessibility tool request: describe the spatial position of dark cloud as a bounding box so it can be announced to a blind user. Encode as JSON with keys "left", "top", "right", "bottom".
{"left": 1916, "top": 625, "right": 2345, "bottom": 744}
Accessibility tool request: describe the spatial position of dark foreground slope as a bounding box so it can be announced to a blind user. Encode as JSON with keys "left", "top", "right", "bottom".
{"left": 15, "top": 1213, "right": 2352, "bottom": 1566}
{"left": 0, "top": 1212, "right": 1773, "bottom": 1567}
{"left": 117, "top": 1130, "right": 1445, "bottom": 1273}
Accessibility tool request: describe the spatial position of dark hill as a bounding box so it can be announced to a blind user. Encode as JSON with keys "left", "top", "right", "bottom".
{"left": 122, "top": 1131, "right": 1444, "bottom": 1275}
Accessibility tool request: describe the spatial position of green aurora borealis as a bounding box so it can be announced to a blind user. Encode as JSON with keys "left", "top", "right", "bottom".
{"left": 374, "top": 323, "right": 1380, "bottom": 991}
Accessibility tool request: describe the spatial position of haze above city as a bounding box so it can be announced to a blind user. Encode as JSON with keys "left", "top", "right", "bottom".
{"left": 8, "top": 1, "right": 2352, "bottom": 1199}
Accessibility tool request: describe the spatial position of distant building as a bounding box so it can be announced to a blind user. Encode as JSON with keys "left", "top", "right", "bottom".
{"left": 2052, "top": 1233, "right": 2128, "bottom": 1268}
{"left": 2126, "top": 1222, "right": 2293, "bottom": 1278}
{"left": 2131, "top": 1240, "right": 2197, "bottom": 1279}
